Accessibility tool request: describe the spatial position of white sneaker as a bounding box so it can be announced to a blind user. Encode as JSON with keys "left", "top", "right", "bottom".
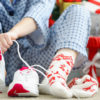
{"left": 8, "top": 67, "right": 39, "bottom": 96}
{"left": 0, "top": 50, "right": 6, "bottom": 93}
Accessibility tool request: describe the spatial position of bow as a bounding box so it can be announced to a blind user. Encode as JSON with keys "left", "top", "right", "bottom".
{"left": 83, "top": 52, "right": 100, "bottom": 81}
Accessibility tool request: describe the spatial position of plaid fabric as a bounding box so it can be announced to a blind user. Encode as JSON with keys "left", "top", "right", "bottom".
{"left": 0, "top": 0, "right": 91, "bottom": 85}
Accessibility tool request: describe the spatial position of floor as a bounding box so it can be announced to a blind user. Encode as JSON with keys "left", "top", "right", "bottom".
{"left": 0, "top": 88, "right": 100, "bottom": 100}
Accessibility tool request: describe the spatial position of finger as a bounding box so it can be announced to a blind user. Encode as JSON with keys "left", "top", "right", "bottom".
{"left": 0, "top": 43, "right": 7, "bottom": 52}
{"left": 4, "top": 34, "right": 13, "bottom": 46}
{"left": 1, "top": 37, "right": 10, "bottom": 49}
{"left": 0, "top": 43, "right": 3, "bottom": 53}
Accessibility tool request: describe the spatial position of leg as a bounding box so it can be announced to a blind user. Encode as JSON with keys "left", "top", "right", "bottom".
{"left": 39, "top": 5, "right": 91, "bottom": 98}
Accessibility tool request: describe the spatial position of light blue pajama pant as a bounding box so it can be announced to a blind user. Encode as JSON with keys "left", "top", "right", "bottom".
{"left": 3, "top": 5, "right": 91, "bottom": 86}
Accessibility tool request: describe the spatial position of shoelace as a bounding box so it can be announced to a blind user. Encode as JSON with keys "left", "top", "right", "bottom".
{"left": 14, "top": 40, "right": 72, "bottom": 86}
{"left": 1, "top": 40, "right": 70, "bottom": 86}
{"left": 14, "top": 40, "right": 74, "bottom": 87}
{"left": 14, "top": 40, "right": 83, "bottom": 100}
{"left": 13, "top": 40, "right": 49, "bottom": 86}
{"left": 0, "top": 40, "right": 82, "bottom": 99}
{"left": 14, "top": 40, "right": 81, "bottom": 99}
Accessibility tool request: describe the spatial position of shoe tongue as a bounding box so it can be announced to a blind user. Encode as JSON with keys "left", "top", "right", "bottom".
{"left": 19, "top": 66, "right": 29, "bottom": 71}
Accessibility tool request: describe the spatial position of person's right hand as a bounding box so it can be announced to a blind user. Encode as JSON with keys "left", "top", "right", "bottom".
{"left": 0, "top": 33, "right": 13, "bottom": 54}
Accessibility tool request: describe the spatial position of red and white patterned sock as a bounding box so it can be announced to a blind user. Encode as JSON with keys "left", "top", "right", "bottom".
{"left": 68, "top": 75, "right": 98, "bottom": 97}
{"left": 39, "top": 51, "right": 75, "bottom": 98}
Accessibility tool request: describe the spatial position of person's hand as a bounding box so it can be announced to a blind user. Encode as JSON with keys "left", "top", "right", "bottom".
{"left": 0, "top": 33, "right": 13, "bottom": 54}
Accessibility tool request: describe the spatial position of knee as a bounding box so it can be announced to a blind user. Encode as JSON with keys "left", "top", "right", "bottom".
{"left": 64, "top": 5, "right": 90, "bottom": 19}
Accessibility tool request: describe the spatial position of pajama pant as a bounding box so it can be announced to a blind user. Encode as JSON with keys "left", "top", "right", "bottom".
{"left": 0, "top": 5, "right": 91, "bottom": 86}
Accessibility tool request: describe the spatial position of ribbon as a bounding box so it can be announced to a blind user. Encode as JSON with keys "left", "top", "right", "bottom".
{"left": 83, "top": 52, "right": 100, "bottom": 81}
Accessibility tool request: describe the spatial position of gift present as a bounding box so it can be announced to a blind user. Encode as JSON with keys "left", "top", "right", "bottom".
{"left": 59, "top": 0, "right": 81, "bottom": 13}
{"left": 63, "top": 2, "right": 81, "bottom": 12}
{"left": 83, "top": 36, "right": 100, "bottom": 87}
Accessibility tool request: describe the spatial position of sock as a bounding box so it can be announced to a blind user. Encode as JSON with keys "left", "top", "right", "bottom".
{"left": 39, "top": 50, "right": 75, "bottom": 98}
{"left": 68, "top": 75, "right": 98, "bottom": 98}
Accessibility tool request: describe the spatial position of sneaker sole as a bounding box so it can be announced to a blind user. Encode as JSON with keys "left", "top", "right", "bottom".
{"left": 8, "top": 83, "right": 39, "bottom": 97}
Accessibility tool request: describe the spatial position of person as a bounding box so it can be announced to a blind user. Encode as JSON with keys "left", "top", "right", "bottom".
{"left": 0, "top": 0, "right": 98, "bottom": 98}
